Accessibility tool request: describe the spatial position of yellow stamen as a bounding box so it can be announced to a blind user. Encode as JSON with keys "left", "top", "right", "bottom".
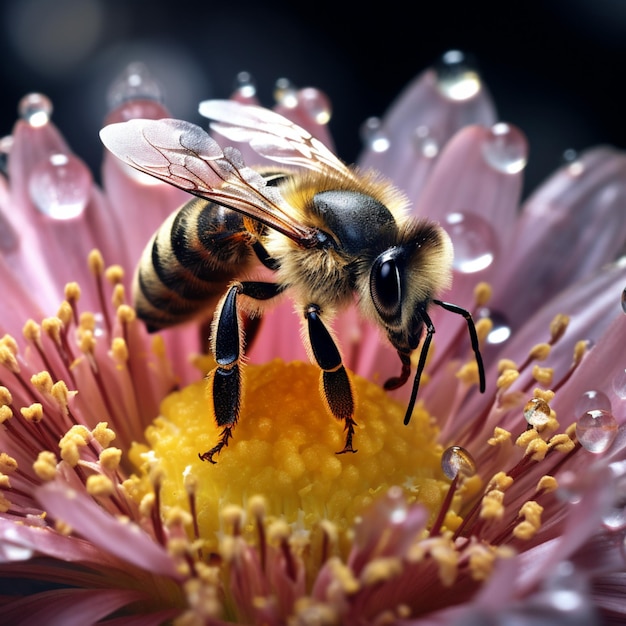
{"left": 0, "top": 453, "right": 18, "bottom": 474}
{"left": 361, "top": 557, "right": 402, "bottom": 585}
{"left": 86, "top": 474, "right": 115, "bottom": 497}
{"left": 474, "top": 282, "right": 492, "bottom": 307}
{"left": 532, "top": 365, "right": 553, "bottom": 386}
{"left": 92, "top": 422, "right": 116, "bottom": 447}
{"left": 33, "top": 450, "right": 58, "bottom": 480}
{"left": 21, "top": 403, "right": 43, "bottom": 423}
{"left": 549, "top": 314, "right": 569, "bottom": 343}
{"left": 528, "top": 343, "right": 551, "bottom": 361}
{"left": 496, "top": 369, "right": 518, "bottom": 390}
{"left": 513, "top": 501, "right": 543, "bottom": 540}
{"left": 99, "top": 447, "right": 122, "bottom": 470}
{"left": 88, "top": 249, "right": 105, "bottom": 276}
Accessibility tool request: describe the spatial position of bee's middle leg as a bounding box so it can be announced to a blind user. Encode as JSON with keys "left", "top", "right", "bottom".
{"left": 199, "top": 281, "right": 283, "bottom": 463}
{"left": 305, "top": 304, "right": 357, "bottom": 454}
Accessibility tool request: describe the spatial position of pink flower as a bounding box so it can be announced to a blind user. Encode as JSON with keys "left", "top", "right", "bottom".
{"left": 0, "top": 55, "right": 625, "bottom": 624}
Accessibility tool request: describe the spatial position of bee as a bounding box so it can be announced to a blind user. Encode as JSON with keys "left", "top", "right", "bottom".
{"left": 99, "top": 100, "right": 485, "bottom": 463}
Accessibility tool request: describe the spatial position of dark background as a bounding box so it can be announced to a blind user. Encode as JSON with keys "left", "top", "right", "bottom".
{"left": 1, "top": 0, "right": 625, "bottom": 197}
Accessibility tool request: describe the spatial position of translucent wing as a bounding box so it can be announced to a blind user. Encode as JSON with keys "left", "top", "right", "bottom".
{"left": 99, "top": 118, "right": 316, "bottom": 244}
{"left": 199, "top": 100, "right": 357, "bottom": 181}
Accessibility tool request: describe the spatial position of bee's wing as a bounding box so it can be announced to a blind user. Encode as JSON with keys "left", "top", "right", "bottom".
{"left": 199, "top": 100, "right": 356, "bottom": 180}
{"left": 99, "top": 118, "right": 315, "bottom": 243}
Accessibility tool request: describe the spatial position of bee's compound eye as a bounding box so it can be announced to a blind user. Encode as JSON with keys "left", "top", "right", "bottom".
{"left": 371, "top": 252, "right": 402, "bottom": 321}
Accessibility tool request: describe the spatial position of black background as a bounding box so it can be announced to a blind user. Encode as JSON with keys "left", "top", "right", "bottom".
{"left": 1, "top": 0, "right": 625, "bottom": 197}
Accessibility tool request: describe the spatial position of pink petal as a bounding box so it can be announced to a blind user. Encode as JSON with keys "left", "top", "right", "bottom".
{"left": 489, "top": 147, "right": 626, "bottom": 334}
{"left": 35, "top": 481, "right": 180, "bottom": 579}
{"left": 358, "top": 68, "right": 497, "bottom": 204}
{"left": 1, "top": 588, "right": 148, "bottom": 626}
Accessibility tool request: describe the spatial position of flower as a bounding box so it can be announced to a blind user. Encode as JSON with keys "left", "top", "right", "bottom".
{"left": 1, "top": 54, "right": 626, "bottom": 625}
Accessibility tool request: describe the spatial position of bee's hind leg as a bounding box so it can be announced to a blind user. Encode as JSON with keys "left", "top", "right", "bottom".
{"left": 199, "top": 281, "right": 284, "bottom": 463}
{"left": 305, "top": 304, "right": 357, "bottom": 454}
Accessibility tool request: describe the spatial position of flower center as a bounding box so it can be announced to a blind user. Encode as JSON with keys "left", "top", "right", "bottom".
{"left": 129, "top": 358, "right": 452, "bottom": 551}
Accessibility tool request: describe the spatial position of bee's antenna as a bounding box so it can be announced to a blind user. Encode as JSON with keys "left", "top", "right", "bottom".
{"left": 403, "top": 301, "right": 486, "bottom": 427}
{"left": 432, "top": 299, "right": 486, "bottom": 395}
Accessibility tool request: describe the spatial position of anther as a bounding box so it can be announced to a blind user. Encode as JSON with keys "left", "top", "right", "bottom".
{"left": 549, "top": 314, "right": 569, "bottom": 343}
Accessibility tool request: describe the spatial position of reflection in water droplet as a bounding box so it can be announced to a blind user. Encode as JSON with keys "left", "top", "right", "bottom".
{"left": 18, "top": 93, "right": 53, "bottom": 127}
{"left": 28, "top": 153, "right": 92, "bottom": 219}
{"left": 441, "top": 445, "right": 476, "bottom": 480}
{"left": 575, "top": 390, "right": 612, "bottom": 417}
{"left": 107, "top": 63, "right": 164, "bottom": 110}
{"left": 524, "top": 397, "right": 552, "bottom": 427}
{"left": 360, "top": 117, "right": 390, "bottom": 153}
{"left": 479, "top": 308, "right": 511, "bottom": 345}
{"left": 613, "top": 368, "right": 626, "bottom": 399}
{"left": 482, "top": 123, "right": 527, "bottom": 174}
{"left": 576, "top": 409, "right": 618, "bottom": 453}
{"left": 233, "top": 71, "right": 256, "bottom": 99}
{"left": 413, "top": 126, "right": 438, "bottom": 158}
{"left": 274, "top": 78, "right": 298, "bottom": 108}
{"left": 299, "top": 88, "right": 332, "bottom": 125}
{"left": 621, "top": 287, "right": 626, "bottom": 314}
{"left": 435, "top": 50, "right": 481, "bottom": 101}
{"left": 445, "top": 211, "right": 497, "bottom": 273}
{"left": 602, "top": 462, "right": 626, "bottom": 530}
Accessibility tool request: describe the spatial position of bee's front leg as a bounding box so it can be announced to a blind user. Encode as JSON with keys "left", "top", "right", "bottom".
{"left": 305, "top": 304, "right": 357, "bottom": 454}
{"left": 199, "top": 281, "right": 283, "bottom": 463}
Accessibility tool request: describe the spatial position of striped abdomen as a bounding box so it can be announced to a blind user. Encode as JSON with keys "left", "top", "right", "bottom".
{"left": 133, "top": 197, "right": 256, "bottom": 331}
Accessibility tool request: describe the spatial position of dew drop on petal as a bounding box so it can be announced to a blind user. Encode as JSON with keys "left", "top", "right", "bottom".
{"left": 479, "top": 308, "right": 511, "bottom": 345}
{"left": 107, "top": 62, "right": 163, "bottom": 111}
{"left": 621, "top": 287, "right": 626, "bottom": 314}
{"left": 524, "top": 397, "right": 552, "bottom": 428}
{"left": 435, "top": 50, "right": 481, "bottom": 101}
{"left": 601, "top": 461, "right": 626, "bottom": 530}
{"left": 441, "top": 446, "right": 476, "bottom": 480}
{"left": 574, "top": 390, "right": 612, "bottom": 417}
{"left": 482, "top": 122, "right": 528, "bottom": 174}
{"left": 612, "top": 368, "right": 626, "bottom": 400}
{"left": 274, "top": 78, "right": 298, "bottom": 108}
{"left": 445, "top": 211, "right": 497, "bottom": 273}
{"left": 413, "top": 125, "right": 439, "bottom": 159}
{"left": 575, "top": 409, "right": 618, "bottom": 453}
{"left": 233, "top": 71, "right": 257, "bottom": 99}
{"left": 18, "top": 93, "right": 53, "bottom": 127}
{"left": 360, "top": 117, "right": 390, "bottom": 153}
{"left": 557, "top": 471, "right": 583, "bottom": 504}
{"left": 28, "top": 153, "right": 92, "bottom": 219}
{"left": 298, "top": 88, "right": 332, "bottom": 125}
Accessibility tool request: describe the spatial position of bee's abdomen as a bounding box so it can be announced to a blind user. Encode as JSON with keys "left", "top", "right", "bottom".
{"left": 133, "top": 197, "right": 255, "bottom": 331}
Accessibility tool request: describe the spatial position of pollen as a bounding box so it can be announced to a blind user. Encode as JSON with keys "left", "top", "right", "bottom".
{"left": 130, "top": 359, "right": 447, "bottom": 550}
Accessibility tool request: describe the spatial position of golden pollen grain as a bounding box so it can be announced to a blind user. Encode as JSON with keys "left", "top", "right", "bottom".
{"left": 130, "top": 360, "right": 448, "bottom": 550}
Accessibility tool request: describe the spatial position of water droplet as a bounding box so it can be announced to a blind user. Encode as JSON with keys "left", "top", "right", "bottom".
{"left": 621, "top": 286, "right": 626, "bottom": 314}
{"left": 602, "top": 462, "right": 626, "bottom": 530}
{"left": 298, "top": 88, "right": 332, "bottom": 125}
{"left": 233, "top": 71, "right": 256, "bottom": 99}
{"left": 28, "top": 153, "right": 92, "bottom": 219}
{"left": 18, "top": 93, "right": 53, "bottom": 127}
{"left": 441, "top": 446, "right": 476, "bottom": 480}
{"left": 413, "top": 125, "right": 439, "bottom": 159}
{"left": 479, "top": 309, "right": 511, "bottom": 345}
{"left": 274, "top": 78, "right": 298, "bottom": 108}
{"left": 482, "top": 123, "right": 527, "bottom": 174}
{"left": 562, "top": 149, "right": 585, "bottom": 177}
{"left": 576, "top": 409, "right": 618, "bottom": 453}
{"left": 360, "top": 117, "right": 390, "bottom": 153}
{"left": 107, "top": 63, "right": 163, "bottom": 110}
{"left": 613, "top": 368, "right": 626, "bottom": 399}
{"left": 435, "top": 50, "right": 481, "bottom": 101}
{"left": 445, "top": 211, "right": 497, "bottom": 273}
{"left": 575, "top": 390, "right": 612, "bottom": 417}
{"left": 524, "top": 397, "right": 552, "bottom": 428}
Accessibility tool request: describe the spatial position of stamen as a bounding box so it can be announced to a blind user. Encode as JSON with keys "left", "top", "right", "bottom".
{"left": 33, "top": 450, "right": 58, "bottom": 481}
{"left": 549, "top": 314, "right": 569, "bottom": 343}
{"left": 88, "top": 249, "right": 112, "bottom": 335}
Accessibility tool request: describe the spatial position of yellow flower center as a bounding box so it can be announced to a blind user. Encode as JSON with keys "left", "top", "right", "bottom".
{"left": 130, "top": 359, "right": 451, "bottom": 549}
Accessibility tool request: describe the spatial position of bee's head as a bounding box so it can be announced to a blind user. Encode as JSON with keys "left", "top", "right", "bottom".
{"left": 368, "top": 220, "right": 453, "bottom": 352}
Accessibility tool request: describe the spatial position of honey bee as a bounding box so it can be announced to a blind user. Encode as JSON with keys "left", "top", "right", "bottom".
{"left": 100, "top": 100, "right": 485, "bottom": 463}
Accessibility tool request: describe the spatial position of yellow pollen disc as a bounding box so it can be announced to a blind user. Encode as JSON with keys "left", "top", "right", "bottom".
{"left": 130, "top": 360, "right": 448, "bottom": 551}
